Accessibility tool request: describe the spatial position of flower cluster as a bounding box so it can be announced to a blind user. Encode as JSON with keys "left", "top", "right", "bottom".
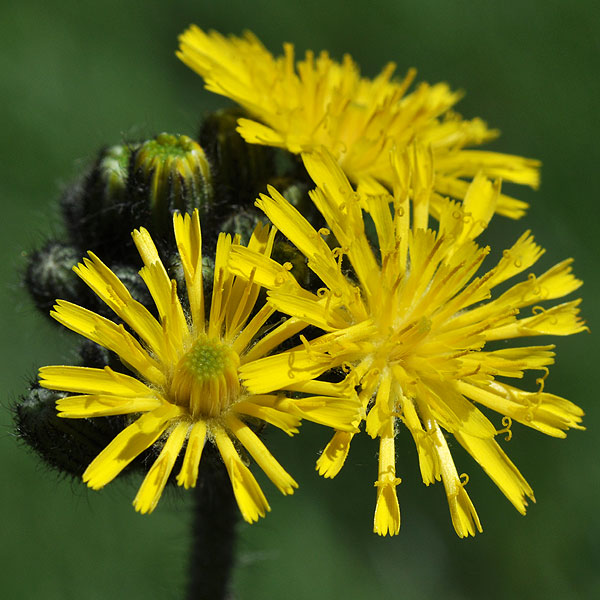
{"left": 28, "top": 27, "right": 585, "bottom": 537}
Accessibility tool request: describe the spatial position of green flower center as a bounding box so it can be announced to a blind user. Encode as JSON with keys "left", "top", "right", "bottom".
{"left": 184, "top": 337, "right": 237, "bottom": 381}
{"left": 141, "top": 133, "right": 194, "bottom": 159}
{"left": 171, "top": 335, "right": 240, "bottom": 419}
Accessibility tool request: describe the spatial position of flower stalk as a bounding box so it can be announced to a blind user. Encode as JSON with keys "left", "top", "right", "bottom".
{"left": 187, "top": 448, "right": 238, "bottom": 600}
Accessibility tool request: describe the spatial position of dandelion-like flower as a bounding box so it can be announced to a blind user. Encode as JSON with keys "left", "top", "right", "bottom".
{"left": 177, "top": 26, "right": 539, "bottom": 218}
{"left": 229, "top": 149, "right": 586, "bottom": 537}
{"left": 39, "top": 210, "right": 358, "bottom": 521}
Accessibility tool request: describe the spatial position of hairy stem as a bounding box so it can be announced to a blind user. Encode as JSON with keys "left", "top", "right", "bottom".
{"left": 187, "top": 450, "right": 238, "bottom": 600}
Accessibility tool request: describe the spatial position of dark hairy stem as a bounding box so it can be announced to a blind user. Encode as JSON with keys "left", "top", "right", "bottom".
{"left": 187, "top": 453, "right": 238, "bottom": 600}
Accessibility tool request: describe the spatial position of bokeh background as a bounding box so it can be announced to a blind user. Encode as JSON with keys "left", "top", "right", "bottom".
{"left": 1, "top": 1, "right": 598, "bottom": 598}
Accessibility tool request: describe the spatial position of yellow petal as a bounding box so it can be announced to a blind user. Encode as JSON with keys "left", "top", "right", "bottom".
{"left": 435, "top": 150, "right": 540, "bottom": 187}
{"left": 132, "top": 227, "right": 187, "bottom": 346}
{"left": 73, "top": 253, "right": 164, "bottom": 356}
{"left": 83, "top": 404, "right": 183, "bottom": 490}
{"left": 56, "top": 394, "right": 162, "bottom": 418}
{"left": 224, "top": 225, "right": 275, "bottom": 340}
{"left": 316, "top": 431, "right": 354, "bottom": 478}
{"left": 50, "top": 300, "right": 165, "bottom": 386}
{"left": 39, "top": 365, "right": 154, "bottom": 397}
{"left": 233, "top": 395, "right": 301, "bottom": 435}
{"left": 486, "top": 230, "right": 544, "bottom": 288}
{"left": 133, "top": 421, "right": 189, "bottom": 514}
{"left": 288, "top": 394, "right": 361, "bottom": 432}
{"left": 429, "top": 419, "right": 482, "bottom": 537}
{"left": 373, "top": 483, "right": 401, "bottom": 537}
{"left": 373, "top": 432, "right": 401, "bottom": 536}
{"left": 493, "top": 259, "right": 582, "bottom": 312}
{"left": 237, "top": 119, "right": 285, "bottom": 147}
{"left": 208, "top": 233, "right": 234, "bottom": 339}
{"left": 365, "top": 371, "right": 393, "bottom": 438}
{"left": 267, "top": 289, "right": 347, "bottom": 332}
{"left": 484, "top": 300, "right": 586, "bottom": 340}
{"left": 138, "top": 263, "right": 188, "bottom": 352}
{"left": 256, "top": 186, "right": 342, "bottom": 289}
{"left": 416, "top": 379, "right": 497, "bottom": 439}
{"left": 455, "top": 431, "right": 534, "bottom": 514}
{"left": 457, "top": 380, "right": 584, "bottom": 437}
{"left": 365, "top": 193, "right": 395, "bottom": 257}
{"left": 435, "top": 175, "right": 529, "bottom": 219}
{"left": 232, "top": 304, "right": 277, "bottom": 357}
{"left": 173, "top": 210, "right": 205, "bottom": 329}
{"left": 177, "top": 421, "right": 208, "bottom": 489}
{"left": 228, "top": 246, "right": 298, "bottom": 290}
{"left": 227, "top": 415, "right": 297, "bottom": 495}
{"left": 455, "top": 173, "right": 499, "bottom": 244}
{"left": 214, "top": 428, "right": 270, "bottom": 523}
{"left": 240, "top": 349, "right": 331, "bottom": 394}
{"left": 464, "top": 346, "right": 555, "bottom": 378}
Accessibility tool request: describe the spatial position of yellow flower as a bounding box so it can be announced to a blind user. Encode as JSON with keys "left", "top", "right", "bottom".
{"left": 229, "top": 149, "right": 586, "bottom": 537}
{"left": 39, "top": 210, "right": 358, "bottom": 522}
{"left": 177, "top": 26, "right": 539, "bottom": 218}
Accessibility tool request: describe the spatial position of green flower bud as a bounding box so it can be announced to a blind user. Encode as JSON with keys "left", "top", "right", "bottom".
{"left": 132, "top": 133, "right": 213, "bottom": 233}
{"left": 61, "top": 143, "right": 142, "bottom": 261}
{"left": 24, "top": 241, "right": 84, "bottom": 316}
{"left": 14, "top": 384, "right": 127, "bottom": 479}
{"left": 99, "top": 143, "right": 132, "bottom": 199}
{"left": 199, "top": 108, "right": 275, "bottom": 209}
{"left": 220, "top": 205, "right": 312, "bottom": 289}
{"left": 220, "top": 207, "right": 263, "bottom": 246}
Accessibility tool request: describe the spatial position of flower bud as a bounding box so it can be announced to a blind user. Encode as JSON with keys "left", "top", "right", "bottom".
{"left": 61, "top": 143, "right": 143, "bottom": 261}
{"left": 14, "top": 383, "right": 127, "bottom": 478}
{"left": 24, "top": 241, "right": 85, "bottom": 316}
{"left": 199, "top": 108, "right": 275, "bottom": 210}
{"left": 131, "top": 133, "right": 213, "bottom": 234}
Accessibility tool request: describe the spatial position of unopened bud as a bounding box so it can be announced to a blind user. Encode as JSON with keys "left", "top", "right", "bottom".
{"left": 199, "top": 108, "right": 275, "bottom": 209}
{"left": 61, "top": 143, "right": 142, "bottom": 260}
{"left": 132, "top": 133, "right": 213, "bottom": 233}
{"left": 14, "top": 384, "right": 126, "bottom": 478}
{"left": 24, "top": 242, "right": 84, "bottom": 316}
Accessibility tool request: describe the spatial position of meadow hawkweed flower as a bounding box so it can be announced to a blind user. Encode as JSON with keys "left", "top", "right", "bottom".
{"left": 177, "top": 26, "right": 539, "bottom": 218}
{"left": 38, "top": 210, "right": 358, "bottom": 522}
{"left": 228, "top": 148, "right": 585, "bottom": 537}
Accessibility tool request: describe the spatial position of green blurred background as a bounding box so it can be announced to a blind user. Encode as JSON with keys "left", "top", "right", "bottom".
{"left": 1, "top": 1, "right": 598, "bottom": 598}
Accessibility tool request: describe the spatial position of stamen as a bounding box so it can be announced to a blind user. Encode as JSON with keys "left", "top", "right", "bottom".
{"left": 332, "top": 247, "right": 345, "bottom": 273}
{"left": 536, "top": 367, "right": 549, "bottom": 393}
{"left": 496, "top": 416, "right": 513, "bottom": 441}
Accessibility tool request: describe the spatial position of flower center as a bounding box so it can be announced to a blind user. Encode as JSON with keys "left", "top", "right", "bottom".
{"left": 171, "top": 334, "right": 240, "bottom": 419}
{"left": 374, "top": 315, "right": 433, "bottom": 366}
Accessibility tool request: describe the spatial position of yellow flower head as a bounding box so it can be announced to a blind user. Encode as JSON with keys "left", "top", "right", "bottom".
{"left": 177, "top": 26, "right": 539, "bottom": 218}
{"left": 39, "top": 210, "right": 358, "bottom": 522}
{"left": 229, "top": 149, "right": 586, "bottom": 537}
